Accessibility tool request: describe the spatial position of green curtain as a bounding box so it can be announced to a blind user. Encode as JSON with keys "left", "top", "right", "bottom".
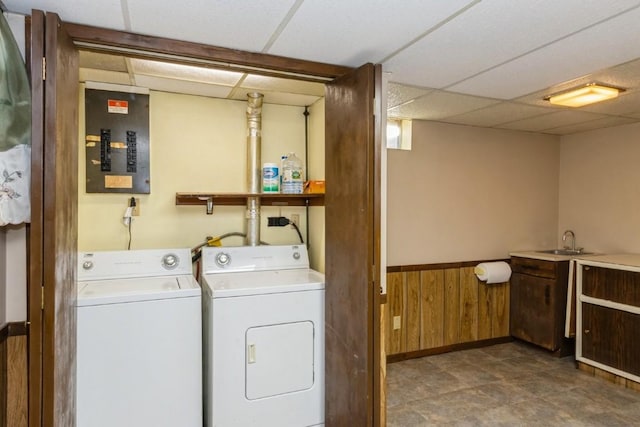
{"left": 0, "top": 12, "right": 31, "bottom": 225}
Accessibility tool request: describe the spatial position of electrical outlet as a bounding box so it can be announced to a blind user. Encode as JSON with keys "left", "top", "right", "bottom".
{"left": 132, "top": 198, "right": 140, "bottom": 216}
{"left": 393, "top": 316, "right": 401, "bottom": 330}
{"left": 291, "top": 214, "right": 299, "bottom": 227}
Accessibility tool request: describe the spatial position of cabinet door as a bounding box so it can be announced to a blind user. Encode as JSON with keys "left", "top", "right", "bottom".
{"left": 582, "top": 303, "right": 640, "bottom": 377}
{"left": 510, "top": 272, "right": 557, "bottom": 350}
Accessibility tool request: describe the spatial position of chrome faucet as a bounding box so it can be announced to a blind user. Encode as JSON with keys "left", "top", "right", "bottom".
{"left": 562, "top": 230, "right": 576, "bottom": 251}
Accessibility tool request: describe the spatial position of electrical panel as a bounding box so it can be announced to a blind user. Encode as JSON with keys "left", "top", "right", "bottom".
{"left": 84, "top": 89, "right": 150, "bottom": 193}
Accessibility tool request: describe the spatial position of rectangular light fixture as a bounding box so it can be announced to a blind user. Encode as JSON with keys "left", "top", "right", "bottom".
{"left": 546, "top": 83, "right": 622, "bottom": 107}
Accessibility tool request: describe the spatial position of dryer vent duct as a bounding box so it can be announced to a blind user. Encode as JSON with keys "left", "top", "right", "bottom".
{"left": 246, "top": 92, "right": 264, "bottom": 246}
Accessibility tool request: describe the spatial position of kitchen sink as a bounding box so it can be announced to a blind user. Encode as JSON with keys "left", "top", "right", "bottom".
{"left": 537, "top": 249, "right": 592, "bottom": 256}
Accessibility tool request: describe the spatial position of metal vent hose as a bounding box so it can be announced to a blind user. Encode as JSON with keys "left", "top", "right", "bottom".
{"left": 245, "top": 92, "right": 264, "bottom": 246}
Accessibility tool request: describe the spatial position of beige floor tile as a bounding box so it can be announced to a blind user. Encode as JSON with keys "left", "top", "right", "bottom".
{"left": 387, "top": 341, "right": 640, "bottom": 426}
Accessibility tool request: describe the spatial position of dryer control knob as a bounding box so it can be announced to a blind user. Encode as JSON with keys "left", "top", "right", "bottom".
{"left": 162, "top": 254, "right": 180, "bottom": 270}
{"left": 82, "top": 261, "right": 93, "bottom": 270}
{"left": 216, "top": 252, "right": 231, "bottom": 267}
{"left": 293, "top": 252, "right": 300, "bottom": 260}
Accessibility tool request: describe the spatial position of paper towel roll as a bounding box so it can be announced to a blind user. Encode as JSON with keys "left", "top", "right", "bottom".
{"left": 474, "top": 261, "right": 512, "bottom": 284}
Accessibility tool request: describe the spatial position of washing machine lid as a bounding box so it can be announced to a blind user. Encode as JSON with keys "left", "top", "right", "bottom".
{"left": 203, "top": 269, "right": 324, "bottom": 298}
{"left": 77, "top": 275, "right": 200, "bottom": 306}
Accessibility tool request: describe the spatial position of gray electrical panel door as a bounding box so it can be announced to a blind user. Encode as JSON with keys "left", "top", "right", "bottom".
{"left": 84, "top": 89, "right": 150, "bottom": 193}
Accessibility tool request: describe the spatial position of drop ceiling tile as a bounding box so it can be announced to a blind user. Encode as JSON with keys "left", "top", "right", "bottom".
{"left": 387, "top": 83, "right": 432, "bottom": 109}
{"left": 543, "top": 116, "right": 639, "bottom": 135}
{"left": 125, "top": 0, "right": 298, "bottom": 52}
{"left": 133, "top": 75, "right": 233, "bottom": 99}
{"left": 443, "top": 102, "right": 554, "bottom": 127}
{"left": 587, "top": 58, "right": 640, "bottom": 89}
{"left": 241, "top": 74, "right": 324, "bottom": 97}
{"left": 79, "top": 69, "right": 132, "bottom": 86}
{"left": 578, "top": 90, "right": 640, "bottom": 115}
{"left": 384, "top": 0, "right": 640, "bottom": 89}
{"left": 3, "top": 0, "right": 125, "bottom": 29}
{"left": 448, "top": 5, "right": 640, "bottom": 99}
{"left": 130, "top": 59, "right": 244, "bottom": 86}
{"left": 389, "top": 90, "right": 500, "bottom": 120}
{"left": 498, "top": 110, "right": 609, "bottom": 132}
{"left": 268, "top": 0, "right": 474, "bottom": 66}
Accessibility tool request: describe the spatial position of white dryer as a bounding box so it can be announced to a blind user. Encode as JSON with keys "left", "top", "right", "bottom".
{"left": 201, "top": 244, "right": 325, "bottom": 427}
{"left": 76, "top": 248, "right": 202, "bottom": 427}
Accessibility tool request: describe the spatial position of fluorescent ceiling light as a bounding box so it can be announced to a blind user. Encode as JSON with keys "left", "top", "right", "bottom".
{"left": 546, "top": 83, "right": 622, "bottom": 107}
{"left": 130, "top": 58, "right": 244, "bottom": 86}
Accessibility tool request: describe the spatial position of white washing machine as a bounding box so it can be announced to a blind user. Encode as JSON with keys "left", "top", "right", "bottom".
{"left": 76, "top": 248, "right": 202, "bottom": 427}
{"left": 201, "top": 244, "right": 325, "bottom": 427}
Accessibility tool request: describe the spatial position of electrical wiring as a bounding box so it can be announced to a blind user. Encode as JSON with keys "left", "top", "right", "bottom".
{"left": 127, "top": 219, "right": 132, "bottom": 250}
{"left": 266, "top": 216, "right": 304, "bottom": 244}
{"left": 290, "top": 221, "right": 304, "bottom": 244}
{"left": 123, "top": 197, "right": 136, "bottom": 250}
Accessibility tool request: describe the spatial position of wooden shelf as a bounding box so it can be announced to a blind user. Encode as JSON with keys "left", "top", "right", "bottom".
{"left": 175, "top": 192, "right": 324, "bottom": 212}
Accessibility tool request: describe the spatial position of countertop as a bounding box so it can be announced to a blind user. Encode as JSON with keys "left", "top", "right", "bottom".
{"left": 511, "top": 251, "right": 640, "bottom": 269}
{"left": 509, "top": 250, "right": 583, "bottom": 262}
{"left": 573, "top": 253, "right": 640, "bottom": 271}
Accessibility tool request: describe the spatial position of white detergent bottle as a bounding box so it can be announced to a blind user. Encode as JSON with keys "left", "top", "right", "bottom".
{"left": 281, "top": 152, "right": 303, "bottom": 194}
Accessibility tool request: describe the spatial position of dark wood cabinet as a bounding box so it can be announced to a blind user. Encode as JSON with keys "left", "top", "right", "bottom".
{"left": 510, "top": 257, "right": 570, "bottom": 353}
{"left": 579, "top": 265, "right": 640, "bottom": 380}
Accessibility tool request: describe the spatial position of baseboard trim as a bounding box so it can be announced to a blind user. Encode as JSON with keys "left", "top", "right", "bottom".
{"left": 578, "top": 362, "right": 640, "bottom": 392}
{"left": 0, "top": 322, "right": 28, "bottom": 344}
{"left": 386, "top": 336, "right": 513, "bottom": 363}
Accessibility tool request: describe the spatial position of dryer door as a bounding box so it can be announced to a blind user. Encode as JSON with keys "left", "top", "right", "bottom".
{"left": 246, "top": 321, "right": 315, "bottom": 399}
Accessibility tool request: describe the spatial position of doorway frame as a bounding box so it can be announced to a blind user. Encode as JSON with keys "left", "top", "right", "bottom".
{"left": 27, "top": 15, "right": 382, "bottom": 426}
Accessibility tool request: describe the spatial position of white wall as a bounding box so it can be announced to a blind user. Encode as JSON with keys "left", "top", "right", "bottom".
{"left": 1, "top": 226, "right": 27, "bottom": 324}
{"left": 559, "top": 122, "right": 640, "bottom": 253}
{"left": 387, "top": 121, "right": 561, "bottom": 266}
{"left": 308, "top": 98, "right": 325, "bottom": 272}
{"left": 1, "top": 12, "right": 28, "bottom": 325}
{"left": 4, "top": 227, "right": 27, "bottom": 322}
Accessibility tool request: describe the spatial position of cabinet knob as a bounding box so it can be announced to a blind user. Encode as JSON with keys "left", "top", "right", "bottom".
{"left": 584, "top": 266, "right": 590, "bottom": 271}
{"left": 584, "top": 329, "right": 590, "bottom": 334}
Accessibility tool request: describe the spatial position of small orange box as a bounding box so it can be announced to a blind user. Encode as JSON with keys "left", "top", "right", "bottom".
{"left": 304, "top": 180, "right": 325, "bottom": 194}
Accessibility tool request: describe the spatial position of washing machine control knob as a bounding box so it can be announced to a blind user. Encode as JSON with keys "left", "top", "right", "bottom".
{"left": 82, "top": 261, "right": 94, "bottom": 270}
{"left": 162, "top": 254, "right": 180, "bottom": 270}
{"left": 216, "top": 252, "right": 231, "bottom": 267}
{"left": 293, "top": 252, "right": 301, "bottom": 260}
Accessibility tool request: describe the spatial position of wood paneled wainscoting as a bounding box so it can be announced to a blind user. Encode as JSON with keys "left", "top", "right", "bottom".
{"left": 386, "top": 261, "right": 511, "bottom": 361}
{"left": 0, "top": 322, "right": 28, "bottom": 427}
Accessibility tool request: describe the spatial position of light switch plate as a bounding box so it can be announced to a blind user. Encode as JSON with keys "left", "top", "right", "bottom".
{"left": 393, "top": 316, "right": 401, "bottom": 330}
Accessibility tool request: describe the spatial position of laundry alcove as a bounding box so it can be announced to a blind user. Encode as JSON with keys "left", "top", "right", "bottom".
{"left": 27, "top": 10, "right": 383, "bottom": 426}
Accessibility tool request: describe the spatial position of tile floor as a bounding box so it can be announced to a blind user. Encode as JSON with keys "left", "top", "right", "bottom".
{"left": 386, "top": 341, "right": 640, "bottom": 426}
